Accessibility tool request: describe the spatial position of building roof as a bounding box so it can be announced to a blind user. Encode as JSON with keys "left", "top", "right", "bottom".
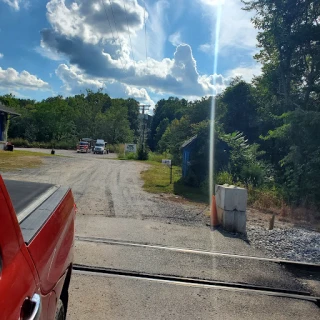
{"left": 181, "top": 135, "right": 198, "bottom": 149}
{"left": 0, "top": 102, "right": 20, "bottom": 116}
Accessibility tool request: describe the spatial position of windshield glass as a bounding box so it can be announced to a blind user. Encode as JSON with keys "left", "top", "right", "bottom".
{"left": 1, "top": 0, "right": 319, "bottom": 319}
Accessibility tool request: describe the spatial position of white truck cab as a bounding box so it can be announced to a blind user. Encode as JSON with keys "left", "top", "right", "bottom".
{"left": 94, "top": 139, "right": 105, "bottom": 154}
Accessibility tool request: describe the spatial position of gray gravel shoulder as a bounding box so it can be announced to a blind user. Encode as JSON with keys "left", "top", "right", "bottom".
{"left": 246, "top": 225, "right": 320, "bottom": 263}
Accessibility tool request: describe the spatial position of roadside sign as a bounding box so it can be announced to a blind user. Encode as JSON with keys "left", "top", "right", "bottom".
{"left": 125, "top": 144, "right": 137, "bottom": 153}
{"left": 162, "top": 159, "right": 172, "bottom": 166}
{"left": 162, "top": 159, "right": 173, "bottom": 184}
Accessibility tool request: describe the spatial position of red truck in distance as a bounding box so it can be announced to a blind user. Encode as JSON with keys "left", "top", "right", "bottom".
{"left": 76, "top": 141, "right": 90, "bottom": 153}
{"left": 0, "top": 175, "right": 76, "bottom": 320}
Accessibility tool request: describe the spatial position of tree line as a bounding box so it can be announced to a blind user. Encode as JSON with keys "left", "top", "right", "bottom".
{"left": 1, "top": 90, "right": 140, "bottom": 148}
{"left": 148, "top": 0, "right": 320, "bottom": 209}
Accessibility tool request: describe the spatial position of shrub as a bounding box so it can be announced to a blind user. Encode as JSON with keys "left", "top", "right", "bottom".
{"left": 117, "top": 144, "right": 126, "bottom": 158}
{"left": 8, "top": 138, "right": 76, "bottom": 150}
{"left": 108, "top": 144, "right": 117, "bottom": 153}
{"left": 125, "top": 152, "right": 137, "bottom": 160}
{"left": 137, "top": 146, "right": 148, "bottom": 160}
{"left": 240, "top": 163, "right": 265, "bottom": 187}
{"left": 9, "top": 138, "right": 30, "bottom": 147}
{"left": 148, "top": 152, "right": 172, "bottom": 163}
{"left": 216, "top": 171, "right": 234, "bottom": 185}
{"left": 54, "top": 140, "right": 77, "bottom": 150}
{"left": 248, "top": 185, "right": 282, "bottom": 210}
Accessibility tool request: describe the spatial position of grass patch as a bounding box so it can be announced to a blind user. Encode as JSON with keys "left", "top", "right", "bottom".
{"left": 118, "top": 152, "right": 137, "bottom": 160}
{"left": 141, "top": 161, "right": 208, "bottom": 203}
{"left": 148, "top": 151, "right": 172, "bottom": 163}
{"left": 141, "top": 161, "right": 181, "bottom": 194}
{"left": 0, "top": 150, "right": 52, "bottom": 172}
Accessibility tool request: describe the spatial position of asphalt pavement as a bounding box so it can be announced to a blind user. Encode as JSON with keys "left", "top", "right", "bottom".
{"left": 68, "top": 273, "right": 319, "bottom": 320}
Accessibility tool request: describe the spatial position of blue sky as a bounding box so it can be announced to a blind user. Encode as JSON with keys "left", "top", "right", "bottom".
{"left": 0, "top": 0, "right": 261, "bottom": 106}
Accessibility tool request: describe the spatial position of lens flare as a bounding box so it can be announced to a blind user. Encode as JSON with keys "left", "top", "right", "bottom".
{"left": 209, "top": 3, "right": 223, "bottom": 206}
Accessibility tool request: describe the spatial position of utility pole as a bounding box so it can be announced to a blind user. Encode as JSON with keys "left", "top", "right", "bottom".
{"left": 139, "top": 104, "right": 150, "bottom": 151}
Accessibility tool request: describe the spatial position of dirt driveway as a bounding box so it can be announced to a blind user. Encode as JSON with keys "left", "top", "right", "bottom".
{"left": 2, "top": 149, "right": 319, "bottom": 319}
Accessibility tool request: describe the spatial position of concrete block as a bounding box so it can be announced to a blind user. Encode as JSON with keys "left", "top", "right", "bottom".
{"left": 222, "top": 210, "right": 246, "bottom": 234}
{"left": 217, "top": 206, "right": 224, "bottom": 225}
{"left": 215, "top": 184, "right": 248, "bottom": 211}
{"left": 234, "top": 211, "right": 246, "bottom": 234}
{"left": 222, "top": 210, "right": 235, "bottom": 232}
{"left": 215, "top": 184, "right": 247, "bottom": 234}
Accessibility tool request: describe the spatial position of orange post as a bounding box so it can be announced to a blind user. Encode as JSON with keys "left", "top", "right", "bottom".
{"left": 211, "top": 195, "right": 219, "bottom": 228}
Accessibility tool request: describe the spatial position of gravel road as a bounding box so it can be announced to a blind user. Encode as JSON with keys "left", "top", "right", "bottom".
{"left": 4, "top": 148, "right": 320, "bottom": 264}
{"left": 3, "top": 149, "right": 319, "bottom": 319}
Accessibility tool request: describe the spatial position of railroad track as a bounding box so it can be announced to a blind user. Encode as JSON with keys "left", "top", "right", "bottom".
{"left": 73, "top": 264, "right": 320, "bottom": 307}
{"left": 74, "top": 236, "right": 320, "bottom": 307}
{"left": 75, "top": 235, "right": 320, "bottom": 272}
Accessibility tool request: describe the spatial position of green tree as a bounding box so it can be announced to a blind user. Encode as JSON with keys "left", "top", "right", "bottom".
{"left": 243, "top": 0, "right": 320, "bottom": 206}
{"left": 148, "top": 97, "right": 188, "bottom": 150}
{"left": 97, "top": 100, "right": 133, "bottom": 145}
{"left": 158, "top": 117, "right": 191, "bottom": 164}
{"left": 218, "top": 78, "right": 260, "bottom": 143}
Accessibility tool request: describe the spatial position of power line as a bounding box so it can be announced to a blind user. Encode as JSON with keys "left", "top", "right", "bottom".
{"left": 123, "top": 1, "right": 135, "bottom": 64}
{"left": 108, "top": 0, "right": 126, "bottom": 67}
{"left": 143, "top": 0, "right": 148, "bottom": 67}
{"left": 100, "top": 0, "right": 125, "bottom": 69}
{"left": 100, "top": 0, "right": 116, "bottom": 45}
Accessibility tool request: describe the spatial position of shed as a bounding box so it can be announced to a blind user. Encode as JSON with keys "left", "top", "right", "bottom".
{"left": 181, "top": 135, "right": 198, "bottom": 178}
{"left": 0, "top": 102, "right": 20, "bottom": 150}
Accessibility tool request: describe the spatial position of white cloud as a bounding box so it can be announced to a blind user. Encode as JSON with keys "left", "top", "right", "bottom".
{"left": 55, "top": 63, "right": 155, "bottom": 105}
{"left": 42, "top": 24, "right": 220, "bottom": 97}
{"left": 41, "top": 0, "right": 231, "bottom": 99}
{"left": 145, "top": 0, "right": 169, "bottom": 60}
{"left": 35, "top": 44, "right": 64, "bottom": 61}
{"left": 55, "top": 64, "right": 104, "bottom": 92}
{"left": 198, "top": 0, "right": 257, "bottom": 54}
{"left": 0, "top": 53, "right": 3, "bottom": 59}
{"left": 123, "top": 84, "right": 154, "bottom": 106}
{"left": 169, "top": 31, "right": 182, "bottom": 47}
{"left": 46, "top": 0, "right": 145, "bottom": 45}
{"left": 226, "top": 63, "right": 262, "bottom": 82}
{"left": 200, "top": 0, "right": 225, "bottom": 5}
{"left": 198, "top": 43, "right": 212, "bottom": 54}
{"left": 1, "top": 0, "right": 22, "bottom": 10}
{"left": 0, "top": 67, "right": 50, "bottom": 90}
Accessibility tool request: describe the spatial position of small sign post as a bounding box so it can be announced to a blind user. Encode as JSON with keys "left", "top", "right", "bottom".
{"left": 125, "top": 144, "right": 137, "bottom": 154}
{"left": 162, "top": 159, "right": 173, "bottom": 184}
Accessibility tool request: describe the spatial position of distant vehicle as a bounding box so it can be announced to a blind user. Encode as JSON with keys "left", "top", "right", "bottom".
{"left": 94, "top": 139, "right": 105, "bottom": 154}
{"left": 81, "top": 138, "right": 94, "bottom": 151}
{"left": 0, "top": 175, "right": 76, "bottom": 319}
{"left": 76, "top": 141, "right": 90, "bottom": 153}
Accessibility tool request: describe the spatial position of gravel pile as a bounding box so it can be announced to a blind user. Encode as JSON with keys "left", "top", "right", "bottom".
{"left": 246, "top": 225, "right": 320, "bottom": 263}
